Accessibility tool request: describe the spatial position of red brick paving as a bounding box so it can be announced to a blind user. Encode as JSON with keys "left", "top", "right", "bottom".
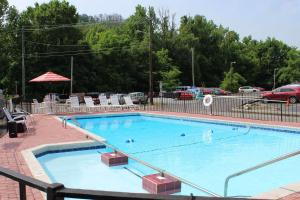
{"left": 0, "top": 114, "right": 87, "bottom": 200}
{"left": 0, "top": 111, "right": 299, "bottom": 199}
{"left": 280, "top": 193, "right": 300, "bottom": 200}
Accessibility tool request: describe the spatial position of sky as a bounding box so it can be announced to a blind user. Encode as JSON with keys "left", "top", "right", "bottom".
{"left": 7, "top": 0, "right": 300, "bottom": 48}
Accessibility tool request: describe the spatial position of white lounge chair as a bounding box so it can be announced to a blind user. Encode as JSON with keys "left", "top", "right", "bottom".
{"left": 124, "top": 96, "right": 139, "bottom": 110}
{"left": 99, "top": 95, "right": 112, "bottom": 111}
{"left": 32, "top": 99, "right": 46, "bottom": 114}
{"left": 69, "top": 96, "right": 84, "bottom": 112}
{"left": 84, "top": 96, "right": 102, "bottom": 112}
{"left": 110, "top": 95, "right": 125, "bottom": 110}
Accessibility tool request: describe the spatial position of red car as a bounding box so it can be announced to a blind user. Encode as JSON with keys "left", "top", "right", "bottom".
{"left": 201, "top": 88, "right": 213, "bottom": 95}
{"left": 174, "top": 91, "right": 193, "bottom": 100}
{"left": 261, "top": 86, "right": 300, "bottom": 104}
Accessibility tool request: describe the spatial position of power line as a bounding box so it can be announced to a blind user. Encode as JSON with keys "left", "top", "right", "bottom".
{"left": 21, "top": 20, "right": 123, "bottom": 28}
{"left": 26, "top": 43, "right": 142, "bottom": 56}
{"left": 26, "top": 40, "right": 91, "bottom": 47}
{"left": 22, "top": 21, "right": 124, "bottom": 32}
{"left": 26, "top": 44, "right": 145, "bottom": 58}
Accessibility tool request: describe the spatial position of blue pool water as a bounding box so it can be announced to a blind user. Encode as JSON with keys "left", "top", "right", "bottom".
{"left": 38, "top": 114, "right": 300, "bottom": 197}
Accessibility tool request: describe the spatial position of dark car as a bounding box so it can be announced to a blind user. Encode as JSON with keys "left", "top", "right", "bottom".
{"left": 261, "top": 85, "right": 300, "bottom": 104}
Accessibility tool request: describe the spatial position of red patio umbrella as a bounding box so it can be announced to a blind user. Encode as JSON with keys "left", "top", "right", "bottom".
{"left": 29, "top": 71, "right": 70, "bottom": 82}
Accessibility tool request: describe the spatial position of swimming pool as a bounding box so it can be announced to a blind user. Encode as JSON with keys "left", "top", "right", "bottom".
{"left": 38, "top": 113, "right": 300, "bottom": 197}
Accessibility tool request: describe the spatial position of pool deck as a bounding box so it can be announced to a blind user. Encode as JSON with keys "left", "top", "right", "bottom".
{"left": 0, "top": 111, "right": 300, "bottom": 200}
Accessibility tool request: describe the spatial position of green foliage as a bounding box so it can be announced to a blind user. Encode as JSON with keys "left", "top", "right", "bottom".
{"left": 156, "top": 49, "right": 181, "bottom": 91}
{"left": 220, "top": 67, "right": 246, "bottom": 92}
{"left": 278, "top": 49, "right": 300, "bottom": 84}
{"left": 0, "top": 1, "right": 300, "bottom": 98}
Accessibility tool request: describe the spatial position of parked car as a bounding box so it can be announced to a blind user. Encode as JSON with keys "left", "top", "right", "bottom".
{"left": 238, "top": 86, "right": 260, "bottom": 93}
{"left": 175, "top": 86, "right": 191, "bottom": 91}
{"left": 187, "top": 88, "right": 202, "bottom": 97}
{"left": 129, "top": 92, "right": 147, "bottom": 104}
{"left": 261, "top": 85, "right": 300, "bottom": 104}
{"left": 254, "top": 87, "right": 265, "bottom": 91}
{"left": 174, "top": 91, "right": 193, "bottom": 100}
{"left": 211, "top": 88, "right": 231, "bottom": 95}
{"left": 201, "top": 88, "right": 214, "bottom": 95}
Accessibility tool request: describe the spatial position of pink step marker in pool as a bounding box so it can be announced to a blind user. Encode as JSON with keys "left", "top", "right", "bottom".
{"left": 101, "top": 152, "right": 128, "bottom": 167}
{"left": 142, "top": 173, "right": 181, "bottom": 195}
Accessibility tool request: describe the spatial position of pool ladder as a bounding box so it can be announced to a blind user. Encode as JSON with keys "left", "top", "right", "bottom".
{"left": 62, "top": 116, "right": 81, "bottom": 128}
{"left": 224, "top": 149, "right": 300, "bottom": 197}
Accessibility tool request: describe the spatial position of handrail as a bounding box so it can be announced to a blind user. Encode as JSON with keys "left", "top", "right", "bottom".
{"left": 0, "top": 166, "right": 51, "bottom": 191}
{"left": 62, "top": 116, "right": 80, "bottom": 128}
{"left": 224, "top": 149, "right": 300, "bottom": 197}
{"left": 0, "top": 166, "right": 255, "bottom": 200}
{"left": 102, "top": 141, "right": 221, "bottom": 197}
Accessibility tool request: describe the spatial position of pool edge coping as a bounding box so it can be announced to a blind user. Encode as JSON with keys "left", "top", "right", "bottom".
{"left": 21, "top": 140, "right": 102, "bottom": 199}
{"left": 24, "top": 112, "right": 300, "bottom": 199}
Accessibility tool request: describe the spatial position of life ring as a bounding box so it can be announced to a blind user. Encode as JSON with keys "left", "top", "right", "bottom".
{"left": 203, "top": 95, "right": 213, "bottom": 106}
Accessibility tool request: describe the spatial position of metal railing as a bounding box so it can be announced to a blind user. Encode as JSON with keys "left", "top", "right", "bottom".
{"left": 3, "top": 92, "right": 299, "bottom": 123}
{"left": 224, "top": 149, "right": 300, "bottom": 197}
{"left": 0, "top": 166, "right": 257, "bottom": 200}
{"left": 143, "top": 93, "right": 299, "bottom": 123}
{"left": 99, "top": 141, "right": 221, "bottom": 197}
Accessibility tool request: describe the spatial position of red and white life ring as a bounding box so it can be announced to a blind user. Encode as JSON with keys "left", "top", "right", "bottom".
{"left": 203, "top": 95, "right": 213, "bottom": 107}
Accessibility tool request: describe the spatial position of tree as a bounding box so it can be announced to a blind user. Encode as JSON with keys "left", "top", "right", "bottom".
{"left": 278, "top": 49, "right": 300, "bottom": 84}
{"left": 220, "top": 67, "right": 246, "bottom": 92}
{"left": 156, "top": 49, "right": 181, "bottom": 91}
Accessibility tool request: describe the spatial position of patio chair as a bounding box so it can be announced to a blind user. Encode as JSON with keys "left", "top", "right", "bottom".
{"left": 84, "top": 96, "right": 102, "bottom": 112}
{"left": 124, "top": 96, "right": 139, "bottom": 110}
{"left": 15, "top": 107, "right": 35, "bottom": 123}
{"left": 2, "top": 107, "right": 28, "bottom": 133}
{"left": 32, "top": 99, "right": 46, "bottom": 114}
{"left": 110, "top": 95, "right": 125, "bottom": 110}
{"left": 70, "top": 96, "right": 84, "bottom": 113}
{"left": 98, "top": 95, "right": 112, "bottom": 111}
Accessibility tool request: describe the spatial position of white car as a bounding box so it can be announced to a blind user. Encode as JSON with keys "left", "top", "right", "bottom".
{"left": 238, "top": 86, "right": 259, "bottom": 93}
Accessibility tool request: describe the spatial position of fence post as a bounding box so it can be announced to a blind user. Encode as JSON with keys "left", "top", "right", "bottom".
{"left": 280, "top": 103, "right": 283, "bottom": 122}
{"left": 183, "top": 98, "right": 186, "bottom": 113}
{"left": 242, "top": 93, "right": 244, "bottom": 118}
{"left": 161, "top": 95, "right": 164, "bottom": 111}
{"left": 47, "top": 183, "right": 65, "bottom": 200}
{"left": 19, "top": 182, "right": 26, "bottom": 200}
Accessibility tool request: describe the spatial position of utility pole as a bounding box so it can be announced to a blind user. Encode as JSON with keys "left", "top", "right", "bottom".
{"left": 21, "top": 26, "right": 25, "bottom": 100}
{"left": 15, "top": 81, "right": 18, "bottom": 95}
{"left": 191, "top": 48, "right": 195, "bottom": 87}
{"left": 273, "top": 68, "right": 278, "bottom": 90}
{"left": 149, "top": 17, "right": 153, "bottom": 105}
{"left": 70, "top": 56, "right": 74, "bottom": 94}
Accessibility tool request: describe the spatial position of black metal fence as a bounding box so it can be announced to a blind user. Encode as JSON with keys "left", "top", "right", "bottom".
{"left": 143, "top": 93, "right": 299, "bottom": 123}
{"left": 1, "top": 93, "right": 299, "bottom": 123}
{"left": 0, "top": 166, "right": 256, "bottom": 200}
